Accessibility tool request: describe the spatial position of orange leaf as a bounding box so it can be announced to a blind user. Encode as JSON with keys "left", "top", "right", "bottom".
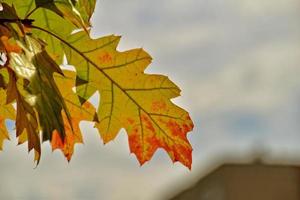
{"left": 52, "top": 70, "right": 97, "bottom": 161}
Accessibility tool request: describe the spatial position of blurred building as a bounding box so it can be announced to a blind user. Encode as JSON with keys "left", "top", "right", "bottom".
{"left": 170, "top": 162, "right": 300, "bottom": 200}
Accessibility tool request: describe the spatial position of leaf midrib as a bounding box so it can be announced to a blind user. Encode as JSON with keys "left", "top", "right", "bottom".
{"left": 31, "top": 25, "right": 181, "bottom": 144}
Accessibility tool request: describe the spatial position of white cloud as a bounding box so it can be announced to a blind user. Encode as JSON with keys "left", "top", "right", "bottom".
{"left": 190, "top": 40, "right": 300, "bottom": 114}
{"left": 230, "top": 0, "right": 299, "bottom": 15}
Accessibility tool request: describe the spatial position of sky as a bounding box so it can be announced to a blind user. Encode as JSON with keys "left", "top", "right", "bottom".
{"left": 1, "top": 0, "right": 300, "bottom": 199}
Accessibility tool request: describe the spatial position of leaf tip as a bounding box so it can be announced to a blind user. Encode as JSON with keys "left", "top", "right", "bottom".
{"left": 76, "top": 76, "right": 89, "bottom": 86}
{"left": 93, "top": 113, "right": 99, "bottom": 122}
{"left": 138, "top": 159, "right": 148, "bottom": 167}
{"left": 114, "top": 35, "right": 122, "bottom": 39}
{"left": 66, "top": 155, "right": 72, "bottom": 163}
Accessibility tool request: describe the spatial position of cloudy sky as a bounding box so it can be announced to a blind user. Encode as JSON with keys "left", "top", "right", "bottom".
{"left": 1, "top": 0, "right": 300, "bottom": 199}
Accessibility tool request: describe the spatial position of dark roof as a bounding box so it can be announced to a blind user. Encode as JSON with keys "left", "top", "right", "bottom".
{"left": 171, "top": 163, "right": 300, "bottom": 200}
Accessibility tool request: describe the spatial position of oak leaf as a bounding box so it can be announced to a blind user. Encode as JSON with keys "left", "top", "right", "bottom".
{"left": 6, "top": 0, "right": 77, "bottom": 63}
{"left": 0, "top": 1, "right": 194, "bottom": 169}
{"left": 0, "top": 89, "right": 15, "bottom": 150}
{"left": 35, "top": 0, "right": 89, "bottom": 29}
{"left": 63, "top": 31, "right": 194, "bottom": 168}
{"left": 52, "top": 70, "right": 97, "bottom": 161}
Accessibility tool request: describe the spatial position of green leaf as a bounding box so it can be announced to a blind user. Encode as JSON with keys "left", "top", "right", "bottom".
{"left": 7, "top": 35, "right": 74, "bottom": 162}
{"left": 12, "top": 35, "right": 71, "bottom": 142}
{"left": 75, "top": 0, "right": 96, "bottom": 24}
{"left": 0, "top": 68, "right": 9, "bottom": 89}
{"left": 5, "top": 0, "right": 76, "bottom": 64}
{"left": 35, "top": 0, "right": 89, "bottom": 29}
{"left": 2, "top": 1, "right": 34, "bottom": 18}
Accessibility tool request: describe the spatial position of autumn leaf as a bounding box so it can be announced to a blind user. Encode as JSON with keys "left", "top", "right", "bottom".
{"left": 35, "top": 0, "right": 89, "bottom": 29}
{"left": 4, "top": 0, "right": 95, "bottom": 63}
{"left": 0, "top": 2, "right": 18, "bottom": 20}
{"left": 0, "top": 1, "right": 194, "bottom": 169}
{"left": 11, "top": 35, "right": 72, "bottom": 141}
{"left": 4, "top": 33, "right": 72, "bottom": 162}
{"left": 0, "top": 89, "right": 15, "bottom": 150}
{"left": 74, "top": 0, "right": 96, "bottom": 24}
{"left": 5, "top": 0, "right": 77, "bottom": 63}
{"left": 0, "top": 15, "right": 41, "bottom": 161}
{"left": 52, "top": 70, "right": 97, "bottom": 161}
{"left": 4, "top": 68, "right": 41, "bottom": 162}
{"left": 56, "top": 31, "right": 194, "bottom": 168}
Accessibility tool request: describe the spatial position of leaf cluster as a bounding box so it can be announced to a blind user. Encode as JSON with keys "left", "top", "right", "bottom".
{"left": 0, "top": 0, "right": 194, "bottom": 169}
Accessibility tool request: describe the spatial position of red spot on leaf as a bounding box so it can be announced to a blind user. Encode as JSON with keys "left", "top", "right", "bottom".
{"left": 145, "top": 135, "right": 159, "bottom": 156}
{"left": 127, "top": 118, "right": 135, "bottom": 125}
{"left": 133, "top": 128, "right": 138, "bottom": 134}
{"left": 83, "top": 102, "right": 92, "bottom": 109}
{"left": 175, "top": 145, "right": 192, "bottom": 169}
{"left": 166, "top": 120, "right": 185, "bottom": 137}
{"left": 50, "top": 111, "right": 83, "bottom": 161}
{"left": 129, "top": 133, "right": 142, "bottom": 154}
{"left": 141, "top": 114, "right": 155, "bottom": 133}
{"left": 127, "top": 114, "right": 193, "bottom": 168}
{"left": 183, "top": 124, "right": 190, "bottom": 133}
{"left": 151, "top": 100, "right": 167, "bottom": 112}
{"left": 99, "top": 52, "right": 112, "bottom": 63}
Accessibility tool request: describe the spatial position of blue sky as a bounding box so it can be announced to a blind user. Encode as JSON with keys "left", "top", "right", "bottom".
{"left": 1, "top": 0, "right": 300, "bottom": 199}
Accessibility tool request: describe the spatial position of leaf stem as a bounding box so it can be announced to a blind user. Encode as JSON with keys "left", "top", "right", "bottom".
{"left": 25, "top": 6, "right": 39, "bottom": 19}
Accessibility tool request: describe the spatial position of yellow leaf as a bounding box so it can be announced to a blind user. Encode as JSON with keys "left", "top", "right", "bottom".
{"left": 52, "top": 70, "right": 97, "bottom": 161}
{"left": 64, "top": 31, "right": 194, "bottom": 169}
{"left": 0, "top": 89, "right": 15, "bottom": 150}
